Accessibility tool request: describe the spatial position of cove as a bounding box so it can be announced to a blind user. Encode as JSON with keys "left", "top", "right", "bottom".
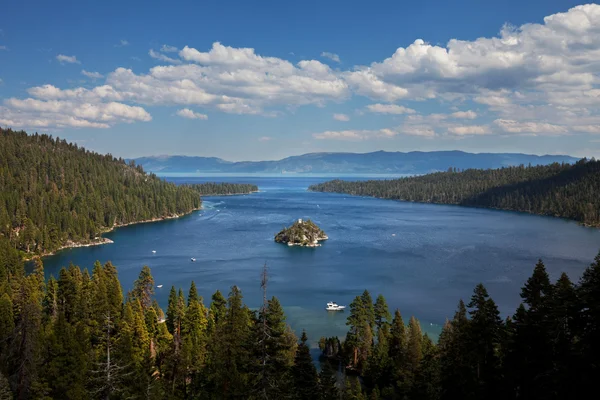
{"left": 39, "top": 176, "right": 600, "bottom": 345}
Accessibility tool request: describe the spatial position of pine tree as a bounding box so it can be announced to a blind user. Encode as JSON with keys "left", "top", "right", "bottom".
{"left": 508, "top": 260, "right": 554, "bottom": 399}
{"left": 319, "top": 360, "right": 339, "bottom": 400}
{"left": 373, "top": 294, "right": 391, "bottom": 331}
{"left": 406, "top": 316, "right": 423, "bottom": 373}
{"left": 132, "top": 266, "right": 154, "bottom": 311}
{"left": 388, "top": 309, "right": 409, "bottom": 394}
{"left": 293, "top": 331, "right": 319, "bottom": 399}
{"left": 207, "top": 285, "right": 252, "bottom": 398}
{"left": 346, "top": 295, "right": 373, "bottom": 371}
{"left": 182, "top": 281, "right": 208, "bottom": 395}
{"left": 467, "top": 284, "right": 503, "bottom": 399}
{"left": 0, "top": 293, "right": 14, "bottom": 357}
{"left": 361, "top": 290, "right": 376, "bottom": 331}
{"left": 575, "top": 251, "right": 600, "bottom": 396}
{"left": 166, "top": 286, "right": 177, "bottom": 335}
{"left": 208, "top": 289, "right": 227, "bottom": 334}
{"left": 410, "top": 334, "right": 440, "bottom": 400}
{"left": 438, "top": 300, "right": 474, "bottom": 400}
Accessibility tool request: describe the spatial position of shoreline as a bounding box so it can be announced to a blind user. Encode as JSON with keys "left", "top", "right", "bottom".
{"left": 307, "top": 189, "right": 600, "bottom": 229}
{"left": 200, "top": 190, "right": 259, "bottom": 197}
{"left": 25, "top": 190, "right": 261, "bottom": 261}
{"left": 25, "top": 207, "right": 202, "bottom": 261}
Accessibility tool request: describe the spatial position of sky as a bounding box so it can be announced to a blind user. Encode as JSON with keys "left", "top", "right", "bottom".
{"left": 1, "top": 0, "right": 599, "bottom": 161}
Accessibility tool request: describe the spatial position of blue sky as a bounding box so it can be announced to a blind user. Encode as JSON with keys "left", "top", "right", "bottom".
{"left": 1, "top": 0, "right": 599, "bottom": 160}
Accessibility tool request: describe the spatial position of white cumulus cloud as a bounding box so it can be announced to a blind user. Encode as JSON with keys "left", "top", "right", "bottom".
{"left": 333, "top": 113, "right": 350, "bottom": 121}
{"left": 321, "top": 52, "right": 341, "bottom": 63}
{"left": 149, "top": 49, "right": 181, "bottom": 64}
{"left": 56, "top": 54, "right": 80, "bottom": 64}
{"left": 176, "top": 108, "right": 208, "bottom": 120}
{"left": 366, "top": 103, "right": 416, "bottom": 115}
{"left": 448, "top": 125, "right": 491, "bottom": 136}
{"left": 451, "top": 110, "right": 477, "bottom": 119}
{"left": 493, "top": 119, "right": 568, "bottom": 134}
{"left": 81, "top": 70, "right": 104, "bottom": 79}
{"left": 161, "top": 44, "right": 179, "bottom": 53}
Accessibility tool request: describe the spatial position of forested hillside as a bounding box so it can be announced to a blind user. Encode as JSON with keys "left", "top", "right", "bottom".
{"left": 309, "top": 159, "right": 600, "bottom": 226}
{"left": 0, "top": 128, "right": 202, "bottom": 255}
{"left": 185, "top": 182, "right": 258, "bottom": 196}
{"left": 0, "top": 242, "right": 598, "bottom": 399}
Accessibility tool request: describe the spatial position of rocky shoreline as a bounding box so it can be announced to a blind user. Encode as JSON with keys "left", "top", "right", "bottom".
{"left": 274, "top": 218, "right": 328, "bottom": 247}
{"left": 26, "top": 207, "right": 201, "bottom": 260}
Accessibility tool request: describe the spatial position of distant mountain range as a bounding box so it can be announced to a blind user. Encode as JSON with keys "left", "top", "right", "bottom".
{"left": 133, "top": 151, "right": 579, "bottom": 175}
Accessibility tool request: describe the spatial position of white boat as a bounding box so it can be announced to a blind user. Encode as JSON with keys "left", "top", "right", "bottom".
{"left": 191, "top": 257, "right": 196, "bottom": 262}
{"left": 157, "top": 285, "right": 163, "bottom": 288}
{"left": 325, "top": 302, "right": 346, "bottom": 311}
{"left": 152, "top": 250, "right": 156, "bottom": 253}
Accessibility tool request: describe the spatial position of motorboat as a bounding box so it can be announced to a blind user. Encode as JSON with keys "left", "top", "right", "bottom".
{"left": 326, "top": 302, "right": 346, "bottom": 311}
{"left": 191, "top": 257, "right": 196, "bottom": 262}
{"left": 157, "top": 285, "right": 163, "bottom": 288}
{"left": 152, "top": 250, "right": 156, "bottom": 253}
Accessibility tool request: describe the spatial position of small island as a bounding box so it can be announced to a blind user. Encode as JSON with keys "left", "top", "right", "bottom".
{"left": 274, "top": 219, "right": 328, "bottom": 247}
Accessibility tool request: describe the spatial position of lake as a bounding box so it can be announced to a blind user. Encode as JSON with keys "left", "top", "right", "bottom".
{"left": 39, "top": 176, "right": 600, "bottom": 347}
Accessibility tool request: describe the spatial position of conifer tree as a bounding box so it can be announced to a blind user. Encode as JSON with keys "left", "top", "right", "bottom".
{"left": 182, "top": 281, "right": 208, "bottom": 395}
{"left": 293, "top": 331, "right": 319, "bottom": 399}
{"left": 208, "top": 289, "right": 227, "bottom": 334}
{"left": 166, "top": 286, "right": 177, "bottom": 335}
{"left": 467, "top": 284, "right": 503, "bottom": 399}
{"left": 438, "top": 300, "right": 474, "bottom": 400}
{"left": 318, "top": 360, "right": 339, "bottom": 400}
{"left": 374, "top": 294, "right": 391, "bottom": 331}
{"left": 0, "top": 293, "right": 14, "bottom": 358}
{"left": 132, "top": 266, "right": 154, "bottom": 311}
{"left": 575, "top": 251, "right": 600, "bottom": 396}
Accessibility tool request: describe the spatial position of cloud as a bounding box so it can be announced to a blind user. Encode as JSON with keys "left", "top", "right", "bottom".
{"left": 321, "top": 52, "right": 341, "bottom": 63}
{"left": 314, "top": 125, "right": 434, "bottom": 140}
{"left": 366, "top": 103, "right": 416, "bottom": 114}
{"left": 7, "top": 5, "right": 600, "bottom": 136}
{"left": 258, "top": 136, "right": 272, "bottom": 142}
{"left": 161, "top": 44, "right": 178, "bottom": 53}
{"left": 343, "top": 4, "right": 600, "bottom": 137}
{"left": 0, "top": 98, "right": 151, "bottom": 129}
{"left": 81, "top": 70, "right": 104, "bottom": 79}
{"left": 344, "top": 69, "right": 409, "bottom": 102}
{"left": 56, "top": 54, "right": 80, "bottom": 64}
{"left": 333, "top": 113, "right": 350, "bottom": 121}
{"left": 493, "top": 119, "right": 568, "bottom": 134}
{"left": 115, "top": 40, "right": 129, "bottom": 47}
{"left": 176, "top": 108, "right": 208, "bottom": 120}
{"left": 573, "top": 125, "right": 600, "bottom": 134}
{"left": 148, "top": 49, "right": 182, "bottom": 64}
{"left": 447, "top": 125, "right": 491, "bottom": 136}
{"left": 451, "top": 110, "right": 477, "bottom": 119}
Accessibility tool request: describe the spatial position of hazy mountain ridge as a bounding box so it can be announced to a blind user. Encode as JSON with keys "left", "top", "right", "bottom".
{"left": 133, "top": 151, "right": 579, "bottom": 174}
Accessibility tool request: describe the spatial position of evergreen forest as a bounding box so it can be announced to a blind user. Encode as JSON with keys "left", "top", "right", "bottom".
{"left": 185, "top": 183, "right": 258, "bottom": 196}
{"left": 309, "top": 159, "right": 600, "bottom": 227}
{"left": 0, "top": 238, "right": 599, "bottom": 399}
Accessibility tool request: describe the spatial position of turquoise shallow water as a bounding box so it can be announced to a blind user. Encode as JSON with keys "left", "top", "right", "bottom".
{"left": 39, "top": 176, "right": 600, "bottom": 346}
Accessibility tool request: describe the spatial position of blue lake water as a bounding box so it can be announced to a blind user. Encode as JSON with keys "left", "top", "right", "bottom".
{"left": 40, "top": 176, "right": 600, "bottom": 345}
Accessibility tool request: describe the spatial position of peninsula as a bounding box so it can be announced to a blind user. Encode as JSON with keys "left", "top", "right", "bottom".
{"left": 274, "top": 219, "right": 328, "bottom": 247}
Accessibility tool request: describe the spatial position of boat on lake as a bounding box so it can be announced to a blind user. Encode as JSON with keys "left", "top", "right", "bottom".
{"left": 152, "top": 250, "right": 156, "bottom": 253}
{"left": 157, "top": 285, "right": 163, "bottom": 288}
{"left": 325, "top": 301, "right": 346, "bottom": 311}
{"left": 191, "top": 257, "right": 196, "bottom": 262}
